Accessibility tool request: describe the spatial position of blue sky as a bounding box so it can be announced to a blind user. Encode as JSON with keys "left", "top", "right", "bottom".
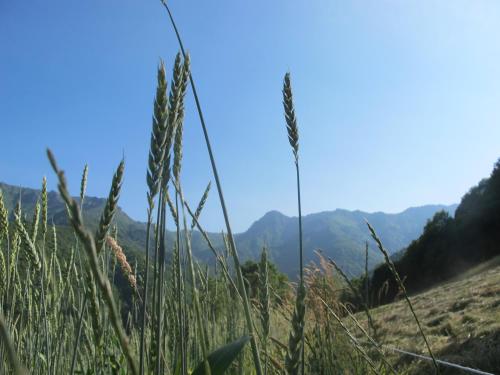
{"left": 1, "top": 1, "right": 499, "bottom": 232}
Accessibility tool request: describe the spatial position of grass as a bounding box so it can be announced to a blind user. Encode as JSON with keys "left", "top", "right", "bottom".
{"left": 0, "top": 2, "right": 498, "bottom": 375}
{"left": 352, "top": 258, "right": 500, "bottom": 374}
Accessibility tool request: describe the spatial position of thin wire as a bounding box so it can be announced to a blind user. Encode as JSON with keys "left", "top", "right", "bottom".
{"left": 360, "top": 340, "right": 494, "bottom": 375}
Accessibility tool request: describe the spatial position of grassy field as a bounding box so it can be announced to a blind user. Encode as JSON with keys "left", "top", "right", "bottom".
{"left": 358, "top": 257, "right": 500, "bottom": 374}
{"left": 1, "top": 3, "right": 498, "bottom": 374}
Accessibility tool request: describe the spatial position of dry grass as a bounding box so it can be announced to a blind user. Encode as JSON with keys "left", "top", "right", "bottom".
{"left": 354, "top": 258, "right": 500, "bottom": 374}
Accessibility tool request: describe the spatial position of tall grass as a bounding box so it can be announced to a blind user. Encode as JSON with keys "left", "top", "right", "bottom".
{"left": 282, "top": 72, "right": 306, "bottom": 375}
{"left": 0, "top": 3, "right": 445, "bottom": 375}
{"left": 366, "top": 221, "right": 440, "bottom": 374}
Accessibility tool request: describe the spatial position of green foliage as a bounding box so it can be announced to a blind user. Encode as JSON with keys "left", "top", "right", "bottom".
{"left": 370, "top": 158, "right": 500, "bottom": 305}
{"left": 240, "top": 259, "right": 289, "bottom": 302}
{"left": 191, "top": 336, "right": 250, "bottom": 375}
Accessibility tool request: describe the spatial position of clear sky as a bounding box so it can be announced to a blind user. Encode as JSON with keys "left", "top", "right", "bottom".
{"left": 1, "top": 1, "right": 499, "bottom": 232}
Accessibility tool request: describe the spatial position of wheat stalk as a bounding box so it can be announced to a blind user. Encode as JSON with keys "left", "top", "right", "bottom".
{"left": 47, "top": 149, "right": 139, "bottom": 375}
{"left": 0, "top": 313, "right": 27, "bottom": 375}
{"left": 317, "top": 296, "right": 380, "bottom": 374}
{"left": 0, "top": 246, "right": 5, "bottom": 297}
{"left": 0, "top": 191, "right": 6, "bottom": 234}
{"left": 366, "top": 220, "right": 439, "bottom": 374}
{"left": 30, "top": 202, "right": 40, "bottom": 244}
{"left": 259, "top": 247, "right": 270, "bottom": 375}
{"left": 322, "top": 251, "right": 376, "bottom": 334}
{"left": 159, "top": 3, "right": 264, "bottom": 372}
{"left": 282, "top": 72, "right": 306, "bottom": 375}
{"left": 140, "top": 60, "right": 171, "bottom": 375}
{"left": 41, "top": 177, "right": 48, "bottom": 239}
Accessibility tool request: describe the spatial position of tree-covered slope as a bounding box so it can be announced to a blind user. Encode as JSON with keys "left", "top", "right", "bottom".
{"left": 370, "top": 158, "right": 500, "bottom": 305}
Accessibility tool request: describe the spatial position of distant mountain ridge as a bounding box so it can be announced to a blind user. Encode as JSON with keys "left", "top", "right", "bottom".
{"left": 0, "top": 181, "right": 456, "bottom": 277}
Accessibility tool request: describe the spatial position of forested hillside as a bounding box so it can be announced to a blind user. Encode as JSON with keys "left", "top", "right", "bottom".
{"left": 370, "top": 158, "right": 500, "bottom": 305}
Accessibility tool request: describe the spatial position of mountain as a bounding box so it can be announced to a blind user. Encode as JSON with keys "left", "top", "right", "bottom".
{"left": 0, "top": 181, "right": 456, "bottom": 278}
{"left": 369, "top": 158, "right": 500, "bottom": 305}
{"left": 230, "top": 205, "right": 457, "bottom": 278}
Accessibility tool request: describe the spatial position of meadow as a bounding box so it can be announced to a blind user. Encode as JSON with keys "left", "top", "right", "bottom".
{"left": 0, "top": 2, "right": 498, "bottom": 375}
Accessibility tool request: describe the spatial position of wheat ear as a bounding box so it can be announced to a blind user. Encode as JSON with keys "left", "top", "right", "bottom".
{"left": 14, "top": 212, "right": 40, "bottom": 271}
{"left": 283, "top": 72, "right": 299, "bottom": 163}
{"left": 94, "top": 160, "right": 124, "bottom": 254}
{"left": 191, "top": 181, "right": 211, "bottom": 229}
{"left": 47, "top": 149, "right": 138, "bottom": 375}
{"left": 106, "top": 236, "right": 137, "bottom": 292}
{"left": 159, "top": 3, "right": 263, "bottom": 372}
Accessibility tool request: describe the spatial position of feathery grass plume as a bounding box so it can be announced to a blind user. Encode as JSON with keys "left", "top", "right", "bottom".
{"left": 259, "top": 247, "right": 270, "bottom": 375}
{"left": 47, "top": 149, "right": 139, "bottom": 375}
{"left": 366, "top": 221, "right": 440, "bottom": 374}
{"left": 106, "top": 236, "right": 137, "bottom": 291}
{"left": 282, "top": 72, "right": 306, "bottom": 375}
{"left": 41, "top": 177, "right": 48, "bottom": 239}
{"left": 95, "top": 159, "right": 124, "bottom": 254}
{"left": 14, "top": 212, "right": 40, "bottom": 271}
{"left": 191, "top": 182, "right": 211, "bottom": 229}
{"left": 159, "top": 4, "right": 263, "bottom": 373}
{"left": 176, "top": 183, "right": 212, "bottom": 375}
{"left": 323, "top": 252, "right": 375, "bottom": 335}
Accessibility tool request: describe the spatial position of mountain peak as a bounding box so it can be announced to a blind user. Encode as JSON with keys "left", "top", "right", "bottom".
{"left": 262, "top": 210, "right": 288, "bottom": 219}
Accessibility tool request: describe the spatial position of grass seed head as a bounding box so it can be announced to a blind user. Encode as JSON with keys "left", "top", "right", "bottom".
{"left": 282, "top": 72, "right": 299, "bottom": 163}
{"left": 95, "top": 159, "right": 125, "bottom": 254}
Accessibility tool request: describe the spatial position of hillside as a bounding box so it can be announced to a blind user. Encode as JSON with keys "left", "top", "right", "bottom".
{"left": 357, "top": 258, "right": 500, "bottom": 374}
{"left": 370, "top": 158, "right": 500, "bottom": 304}
{"left": 0, "top": 181, "right": 456, "bottom": 277}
